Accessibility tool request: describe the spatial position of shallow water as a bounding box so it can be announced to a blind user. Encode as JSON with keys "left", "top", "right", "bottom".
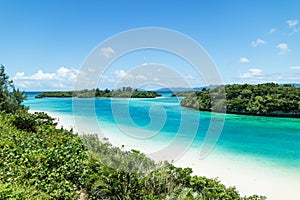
{"left": 24, "top": 92, "right": 300, "bottom": 171}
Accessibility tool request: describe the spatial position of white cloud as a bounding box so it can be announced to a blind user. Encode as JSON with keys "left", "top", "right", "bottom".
{"left": 14, "top": 72, "right": 25, "bottom": 79}
{"left": 287, "top": 19, "right": 300, "bottom": 33}
{"left": 287, "top": 19, "right": 298, "bottom": 28}
{"left": 241, "top": 68, "right": 263, "bottom": 78}
{"left": 115, "top": 70, "right": 126, "bottom": 78}
{"left": 277, "top": 43, "right": 290, "bottom": 55}
{"left": 268, "top": 28, "right": 277, "bottom": 34}
{"left": 239, "top": 57, "right": 249, "bottom": 63}
{"left": 237, "top": 72, "right": 300, "bottom": 84}
{"left": 184, "top": 74, "right": 194, "bottom": 79}
{"left": 238, "top": 69, "right": 300, "bottom": 84}
{"left": 136, "top": 74, "right": 147, "bottom": 80}
{"left": 100, "top": 47, "right": 115, "bottom": 58}
{"left": 59, "top": 67, "right": 79, "bottom": 80}
{"left": 31, "top": 70, "right": 55, "bottom": 80}
{"left": 13, "top": 67, "right": 79, "bottom": 90}
{"left": 290, "top": 66, "right": 300, "bottom": 70}
{"left": 277, "top": 43, "right": 288, "bottom": 49}
{"left": 251, "top": 38, "right": 266, "bottom": 47}
{"left": 57, "top": 67, "right": 71, "bottom": 77}
{"left": 260, "top": 73, "right": 300, "bottom": 83}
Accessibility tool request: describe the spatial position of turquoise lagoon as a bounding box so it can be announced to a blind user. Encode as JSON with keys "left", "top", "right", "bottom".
{"left": 24, "top": 92, "right": 300, "bottom": 170}
{"left": 24, "top": 92, "right": 300, "bottom": 198}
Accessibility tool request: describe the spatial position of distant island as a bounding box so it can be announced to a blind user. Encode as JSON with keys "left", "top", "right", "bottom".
{"left": 35, "top": 87, "right": 161, "bottom": 98}
{"left": 177, "top": 83, "right": 300, "bottom": 117}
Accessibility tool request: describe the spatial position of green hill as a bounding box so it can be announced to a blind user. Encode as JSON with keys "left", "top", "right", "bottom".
{"left": 180, "top": 83, "right": 300, "bottom": 117}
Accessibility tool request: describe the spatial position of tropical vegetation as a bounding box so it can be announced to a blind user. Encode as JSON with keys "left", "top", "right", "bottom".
{"left": 180, "top": 83, "right": 300, "bottom": 117}
{"left": 0, "top": 66, "right": 266, "bottom": 199}
{"left": 0, "top": 65, "right": 27, "bottom": 113}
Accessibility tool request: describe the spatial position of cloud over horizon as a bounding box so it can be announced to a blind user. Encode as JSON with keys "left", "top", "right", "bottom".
{"left": 13, "top": 67, "right": 79, "bottom": 91}
{"left": 240, "top": 68, "right": 263, "bottom": 79}
{"left": 238, "top": 67, "right": 300, "bottom": 84}
{"left": 12, "top": 63, "right": 300, "bottom": 91}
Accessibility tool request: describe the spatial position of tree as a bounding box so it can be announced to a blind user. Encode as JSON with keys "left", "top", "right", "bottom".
{"left": 95, "top": 88, "right": 101, "bottom": 97}
{"left": 0, "top": 65, "right": 27, "bottom": 113}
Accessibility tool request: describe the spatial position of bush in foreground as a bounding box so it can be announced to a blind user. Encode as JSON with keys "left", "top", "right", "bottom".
{"left": 0, "top": 111, "right": 266, "bottom": 199}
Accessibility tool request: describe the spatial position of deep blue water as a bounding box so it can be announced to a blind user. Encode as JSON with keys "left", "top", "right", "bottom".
{"left": 24, "top": 92, "right": 300, "bottom": 170}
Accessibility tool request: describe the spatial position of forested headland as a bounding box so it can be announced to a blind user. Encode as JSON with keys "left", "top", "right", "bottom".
{"left": 35, "top": 87, "right": 161, "bottom": 98}
{"left": 179, "top": 83, "right": 300, "bottom": 117}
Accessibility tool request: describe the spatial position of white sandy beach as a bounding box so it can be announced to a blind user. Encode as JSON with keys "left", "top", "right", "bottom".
{"left": 31, "top": 109, "right": 300, "bottom": 200}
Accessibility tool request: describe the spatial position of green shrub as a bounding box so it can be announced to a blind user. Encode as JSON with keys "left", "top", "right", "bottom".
{"left": 11, "top": 111, "right": 57, "bottom": 132}
{"left": 0, "top": 113, "right": 87, "bottom": 199}
{"left": 0, "top": 182, "right": 50, "bottom": 200}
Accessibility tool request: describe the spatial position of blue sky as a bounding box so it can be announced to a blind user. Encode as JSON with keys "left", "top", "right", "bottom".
{"left": 1, "top": 0, "right": 300, "bottom": 90}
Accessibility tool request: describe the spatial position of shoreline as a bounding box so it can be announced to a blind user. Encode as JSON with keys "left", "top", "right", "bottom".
{"left": 181, "top": 105, "right": 300, "bottom": 118}
{"left": 30, "top": 109, "right": 300, "bottom": 200}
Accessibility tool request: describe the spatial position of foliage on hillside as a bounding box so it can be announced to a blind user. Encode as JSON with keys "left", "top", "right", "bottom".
{"left": 0, "top": 66, "right": 266, "bottom": 199}
{"left": 0, "top": 112, "right": 87, "bottom": 199}
{"left": 0, "top": 110, "right": 267, "bottom": 199}
{"left": 35, "top": 87, "right": 161, "bottom": 98}
{"left": 81, "top": 134, "right": 266, "bottom": 200}
{"left": 180, "top": 83, "right": 300, "bottom": 117}
{"left": 0, "top": 115, "right": 267, "bottom": 199}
